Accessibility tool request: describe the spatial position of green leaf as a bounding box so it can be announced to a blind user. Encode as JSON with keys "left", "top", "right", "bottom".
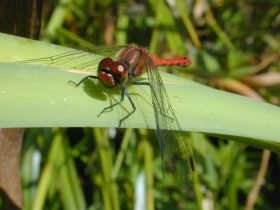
{"left": 202, "top": 51, "right": 221, "bottom": 74}
{"left": 0, "top": 32, "right": 279, "bottom": 151}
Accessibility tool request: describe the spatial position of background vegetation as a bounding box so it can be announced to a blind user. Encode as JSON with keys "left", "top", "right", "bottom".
{"left": 18, "top": 0, "right": 280, "bottom": 210}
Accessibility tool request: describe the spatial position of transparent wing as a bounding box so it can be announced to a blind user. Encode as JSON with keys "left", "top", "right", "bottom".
{"left": 146, "top": 57, "right": 196, "bottom": 187}
{"left": 16, "top": 45, "right": 125, "bottom": 72}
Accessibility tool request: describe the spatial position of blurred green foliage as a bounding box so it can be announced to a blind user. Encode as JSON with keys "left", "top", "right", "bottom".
{"left": 19, "top": 0, "right": 280, "bottom": 210}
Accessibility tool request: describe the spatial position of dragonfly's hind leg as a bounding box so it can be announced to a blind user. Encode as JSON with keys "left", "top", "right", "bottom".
{"left": 118, "top": 86, "right": 136, "bottom": 127}
{"left": 131, "top": 81, "right": 174, "bottom": 122}
{"left": 98, "top": 85, "right": 136, "bottom": 127}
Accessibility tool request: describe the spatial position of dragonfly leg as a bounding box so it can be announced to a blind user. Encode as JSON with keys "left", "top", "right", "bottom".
{"left": 98, "top": 86, "right": 136, "bottom": 127}
{"left": 131, "top": 81, "right": 174, "bottom": 122}
{"left": 68, "top": 75, "right": 98, "bottom": 87}
{"left": 97, "top": 87, "right": 125, "bottom": 117}
{"left": 118, "top": 86, "right": 136, "bottom": 127}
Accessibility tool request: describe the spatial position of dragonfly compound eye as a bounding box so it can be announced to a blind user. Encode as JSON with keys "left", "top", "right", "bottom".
{"left": 97, "top": 58, "right": 127, "bottom": 87}
{"left": 98, "top": 58, "right": 115, "bottom": 88}
{"left": 98, "top": 57, "right": 113, "bottom": 70}
{"left": 110, "top": 61, "right": 127, "bottom": 84}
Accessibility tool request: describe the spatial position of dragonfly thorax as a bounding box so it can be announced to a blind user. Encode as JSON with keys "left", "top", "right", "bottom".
{"left": 97, "top": 58, "right": 128, "bottom": 88}
{"left": 118, "top": 46, "right": 151, "bottom": 80}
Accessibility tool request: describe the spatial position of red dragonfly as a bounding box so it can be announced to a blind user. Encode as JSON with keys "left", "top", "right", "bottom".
{"left": 20, "top": 44, "right": 195, "bottom": 186}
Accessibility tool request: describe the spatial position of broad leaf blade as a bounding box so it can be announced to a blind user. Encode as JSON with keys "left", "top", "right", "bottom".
{"left": 0, "top": 32, "right": 279, "bottom": 151}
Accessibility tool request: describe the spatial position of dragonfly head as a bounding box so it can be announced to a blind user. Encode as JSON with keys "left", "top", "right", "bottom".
{"left": 98, "top": 58, "right": 128, "bottom": 88}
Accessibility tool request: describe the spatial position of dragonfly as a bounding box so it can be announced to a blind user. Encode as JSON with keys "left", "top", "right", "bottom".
{"left": 19, "top": 44, "right": 196, "bottom": 186}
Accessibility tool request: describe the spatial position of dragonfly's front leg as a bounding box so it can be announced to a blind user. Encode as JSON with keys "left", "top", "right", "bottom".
{"left": 68, "top": 75, "right": 98, "bottom": 87}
